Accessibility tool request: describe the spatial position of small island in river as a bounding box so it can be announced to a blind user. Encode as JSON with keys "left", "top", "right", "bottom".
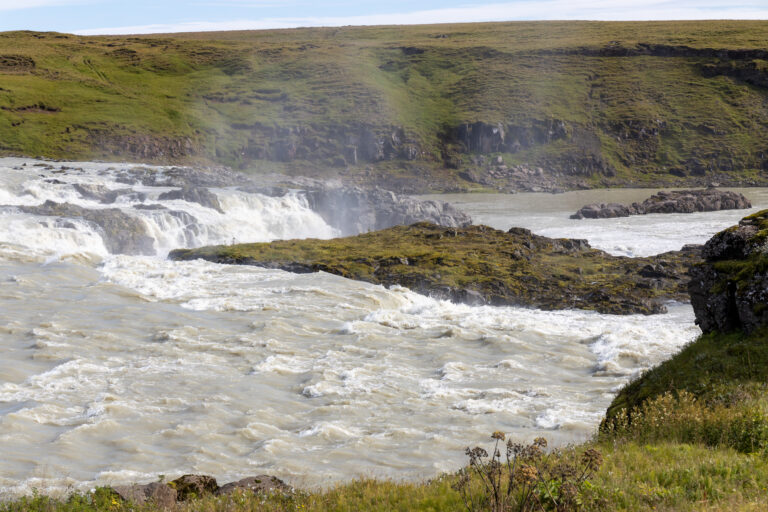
{"left": 170, "top": 221, "right": 701, "bottom": 315}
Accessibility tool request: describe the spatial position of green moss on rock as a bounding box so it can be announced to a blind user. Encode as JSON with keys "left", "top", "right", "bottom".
{"left": 170, "top": 222, "right": 700, "bottom": 315}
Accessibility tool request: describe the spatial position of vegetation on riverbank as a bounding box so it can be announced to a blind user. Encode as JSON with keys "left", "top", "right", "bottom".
{"left": 4, "top": 437, "right": 768, "bottom": 511}
{"left": 2, "top": 21, "right": 768, "bottom": 192}
{"left": 170, "top": 221, "right": 700, "bottom": 315}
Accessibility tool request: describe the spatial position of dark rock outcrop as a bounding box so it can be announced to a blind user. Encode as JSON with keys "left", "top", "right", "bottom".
{"left": 216, "top": 476, "right": 290, "bottom": 496}
{"left": 158, "top": 186, "right": 224, "bottom": 213}
{"left": 112, "top": 482, "right": 177, "bottom": 509}
{"left": 571, "top": 202, "right": 637, "bottom": 219}
{"left": 90, "top": 132, "right": 197, "bottom": 161}
{"left": 689, "top": 210, "right": 768, "bottom": 334}
{"left": 701, "top": 60, "right": 768, "bottom": 90}
{"left": 72, "top": 183, "right": 146, "bottom": 204}
{"left": 18, "top": 200, "right": 155, "bottom": 255}
{"left": 0, "top": 54, "right": 36, "bottom": 71}
{"left": 110, "top": 474, "right": 289, "bottom": 507}
{"left": 171, "top": 474, "right": 219, "bottom": 501}
{"left": 571, "top": 188, "right": 751, "bottom": 219}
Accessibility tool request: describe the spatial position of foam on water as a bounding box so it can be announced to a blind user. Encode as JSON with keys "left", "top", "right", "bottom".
{"left": 2, "top": 158, "right": 755, "bottom": 497}
{"left": 423, "top": 190, "right": 768, "bottom": 257}
{"left": 0, "top": 159, "right": 337, "bottom": 262}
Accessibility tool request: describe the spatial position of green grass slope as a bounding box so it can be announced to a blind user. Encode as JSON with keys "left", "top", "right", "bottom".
{"left": 2, "top": 21, "right": 768, "bottom": 191}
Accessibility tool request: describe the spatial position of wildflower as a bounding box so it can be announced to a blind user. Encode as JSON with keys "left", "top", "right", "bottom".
{"left": 582, "top": 448, "right": 603, "bottom": 471}
{"left": 491, "top": 430, "right": 506, "bottom": 441}
{"left": 514, "top": 464, "right": 539, "bottom": 484}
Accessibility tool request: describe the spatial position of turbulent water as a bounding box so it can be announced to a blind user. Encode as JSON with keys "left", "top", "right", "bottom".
{"left": 423, "top": 189, "right": 768, "bottom": 257}
{"left": 2, "top": 159, "right": 764, "bottom": 497}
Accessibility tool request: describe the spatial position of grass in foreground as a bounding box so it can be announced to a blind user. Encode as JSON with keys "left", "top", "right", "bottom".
{"left": 3, "top": 438, "right": 768, "bottom": 511}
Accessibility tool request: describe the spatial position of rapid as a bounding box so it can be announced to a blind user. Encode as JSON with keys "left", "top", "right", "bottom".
{"left": 1, "top": 158, "right": 765, "bottom": 496}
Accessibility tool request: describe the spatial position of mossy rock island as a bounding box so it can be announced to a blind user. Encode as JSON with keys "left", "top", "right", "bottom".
{"left": 169, "top": 222, "right": 701, "bottom": 315}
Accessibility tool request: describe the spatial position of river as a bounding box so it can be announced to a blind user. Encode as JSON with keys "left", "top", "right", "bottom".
{"left": 1, "top": 158, "right": 766, "bottom": 496}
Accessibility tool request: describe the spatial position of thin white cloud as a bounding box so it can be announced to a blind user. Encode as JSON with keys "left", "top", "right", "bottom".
{"left": 75, "top": 1, "right": 768, "bottom": 35}
{"left": 0, "top": 0, "right": 90, "bottom": 10}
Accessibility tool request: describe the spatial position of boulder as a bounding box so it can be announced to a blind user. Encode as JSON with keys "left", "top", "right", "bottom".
{"left": 112, "top": 482, "right": 177, "bottom": 509}
{"left": 72, "top": 183, "right": 148, "bottom": 204}
{"left": 216, "top": 476, "right": 290, "bottom": 497}
{"left": 570, "top": 202, "right": 636, "bottom": 219}
{"left": 72, "top": 183, "right": 121, "bottom": 203}
{"left": 171, "top": 474, "right": 218, "bottom": 501}
{"left": 158, "top": 186, "right": 224, "bottom": 213}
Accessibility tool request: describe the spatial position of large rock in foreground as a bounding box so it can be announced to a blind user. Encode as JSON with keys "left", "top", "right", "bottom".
{"left": 170, "top": 222, "right": 701, "bottom": 315}
{"left": 571, "top": 188, "right": 751, "bottom": 219}
{"left": 689, "top": 209, "right": 768, "bottom": 333}
{"left": 110, "top": 474, "right": 289, "bottom": 507}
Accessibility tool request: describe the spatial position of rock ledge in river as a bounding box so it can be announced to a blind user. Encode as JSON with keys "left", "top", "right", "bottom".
{"left": 571, "top": 188, "right": 751, "bottom": 219}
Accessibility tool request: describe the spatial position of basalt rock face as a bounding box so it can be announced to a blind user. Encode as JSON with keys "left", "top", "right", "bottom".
{"left": 72, "top": 183, "right": 148, "bottom": 204}
{"left": 571, "top": 189, "right": 751, "bottom": 219}
{"left": 112, "top": 482, "right": 178, "bottom": 509}
{"left": 216, "top": 476, "right": 290, "bottom": 497}
{"left": 18, "top": 200, "right": 155, "bottom": 255}
{"left": 158, "top": 186, "right": 224, "bottom": 213}
{"left": 688, "top": 210, "right": 768, "bottom": 334}
{"left": 170, "top": 222, "right": 701, "bottom": 315}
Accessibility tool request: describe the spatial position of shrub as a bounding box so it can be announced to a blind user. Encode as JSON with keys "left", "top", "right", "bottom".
{"left": 452, "top": 432, "right": 602, "bottom": 512}
{"left": 602, "top": 390, "right": 768, "bottom": 453}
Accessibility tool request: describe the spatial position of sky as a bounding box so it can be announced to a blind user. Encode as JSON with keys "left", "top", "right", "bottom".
{"left": 0, "top": 0, "right": 766, "bottom": 35}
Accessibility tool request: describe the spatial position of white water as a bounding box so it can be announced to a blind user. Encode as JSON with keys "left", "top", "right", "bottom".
{"left": 2, "top": 158, "right": 763, "bottom": 497}
{"left": 422, "top": 189, "right": 768, "bottom": 257}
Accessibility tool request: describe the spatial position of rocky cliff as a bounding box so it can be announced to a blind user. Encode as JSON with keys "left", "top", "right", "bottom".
{"left": 688, "top": 210, "right": 768, "bottom": 334}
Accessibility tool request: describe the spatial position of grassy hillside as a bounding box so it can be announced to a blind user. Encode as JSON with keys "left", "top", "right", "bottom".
{"left": 2, "top": 21, "right": 768, "bottom": 191}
